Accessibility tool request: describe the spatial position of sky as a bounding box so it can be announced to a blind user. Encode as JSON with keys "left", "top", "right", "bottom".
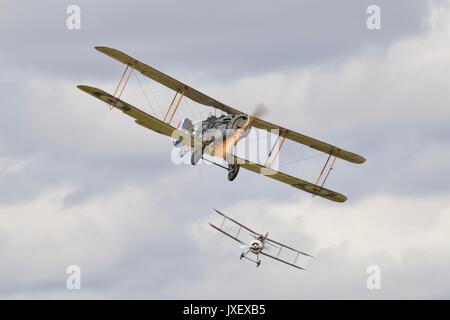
{"left": 0, "top": 0, "right": 450, "bottom": 299}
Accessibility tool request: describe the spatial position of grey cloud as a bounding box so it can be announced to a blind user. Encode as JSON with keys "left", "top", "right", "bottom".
{"left": 1, "top": 0, "right": 427, "bottom": 80}
{"left": 1, "top": 0, "right": 449, "bottom": 299}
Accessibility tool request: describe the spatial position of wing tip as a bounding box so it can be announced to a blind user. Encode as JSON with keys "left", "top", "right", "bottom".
{"left": 354, "top": 155, "right": 366, "bottom": 164}
{"left": 95, "top": 46, "right": 112, "bottom": 53}
{"left": 309, "top": 189, "right": 347, "bottom": 203}
{"left": 76, "top": 84, "right": 92, "bottom": 93}
{"left": 95, "top": 46, "right": 130, "bottom": 61}
{"left": 326, "top": 189, "right": 348, "bottom": 203}
{"left": 338, "top": 152, "right": 366, "bottom": 164}
{"left": 76, "top": 84, "right": 101, "bottom": 95}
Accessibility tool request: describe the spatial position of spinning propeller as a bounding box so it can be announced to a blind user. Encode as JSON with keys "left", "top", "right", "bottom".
{"left": 214, "top": 104, "right": 267, "bottom": 158}
{"left": 240, "top": 232, "right": 279, "bottom": 251}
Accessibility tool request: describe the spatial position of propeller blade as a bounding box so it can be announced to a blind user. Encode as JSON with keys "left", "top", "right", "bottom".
{"left": 214, "top": 104, "right": 268, "bottom": 157}
{"left": 246, "top": 103, "right": 267, "bottom": 129}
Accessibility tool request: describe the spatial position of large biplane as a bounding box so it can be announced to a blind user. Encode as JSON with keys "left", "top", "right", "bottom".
{"left": 210, "top": 209, "right": 312, "bottom": 270}
{"left": 77, "top": 47, "right": 365, "bottom": 202}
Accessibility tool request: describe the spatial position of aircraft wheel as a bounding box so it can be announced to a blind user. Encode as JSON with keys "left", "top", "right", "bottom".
{"left": 228, "top": 164, "right": 240, "bottom": 181}
{"left": 191, "top": 149, "right": 202, "bottom": 165}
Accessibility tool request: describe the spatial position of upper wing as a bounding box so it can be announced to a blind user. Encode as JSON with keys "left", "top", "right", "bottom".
{"left": 209, "top": 223, "right": 245, "bottom": 245}
{"left": 77, "top": 85, "right": 201, "bottom": 149}
{"left": 95, "top": 46, "right": 242, "bottom": 115}
{"left": 231, "top": 156, "right": 347, "bottom": 202}
{"left": 213, "top": 209, "right": 259, "bottom": 236}
{"left": 209, "top": 209, "right": 259, "bottom": 245}
{"left": 251, "top": 118, "right": 366, "bottom": 164}
{"left": 96, "top": 46, "right": 365, "bottom": 165}
{"left": 265, "top": 238, "right": 313, "bottom": 258}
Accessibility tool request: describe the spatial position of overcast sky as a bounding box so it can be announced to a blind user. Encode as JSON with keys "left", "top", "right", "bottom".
{"left": 1, "top": 0, "right": 450, "bottom": 299}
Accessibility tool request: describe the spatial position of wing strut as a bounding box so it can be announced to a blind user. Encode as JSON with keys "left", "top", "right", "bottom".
{"left": 236, "top": 226, "right": 242, "bottom": 239}
{"left": 293, "top": 252, "right": 300, "bottom": 265}
{"left": 313, "top": 154, "right": 337, "bottom": 197}
{"left": 264, "top": 135, "right": 280, "bottom": 166}
{"left": 163, "top": 89, "right": 185, "bottom": 125}
{"left": 271, "top": 135, "right": 287, "bottom": 166}
{"left": 109, "top": 64, "right": 133, "bottom": 109}
{"left": 264, "top": 133, "right": 287, "bottom": 167}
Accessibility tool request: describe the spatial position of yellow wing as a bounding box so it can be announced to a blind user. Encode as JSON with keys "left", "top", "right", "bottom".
{"left": 95, "top": 46, "right": 365, "bottom": 164}
{"left": 95, "top": 46, "right": 241, "bottom": 115}
{"left": 250, "top": 118, "right": 365, "bottom": 164}
{"left": 76, "top": 85, "right": 201, "bottom": 148}
{"left": 231, "top": 156, "right": 347, "bottom": 202}
{"left": 77, "top": 85, "right": 347, "bottom": 202}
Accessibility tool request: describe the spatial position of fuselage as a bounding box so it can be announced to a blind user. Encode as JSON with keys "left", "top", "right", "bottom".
{"left": 175, "top": 114, "right": 250, "bottom": 154}
{"left": 198, "top": 114, "right": 249, "bottom": 146}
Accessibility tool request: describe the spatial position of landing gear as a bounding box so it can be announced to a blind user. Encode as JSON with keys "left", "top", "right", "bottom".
{"left": 240, "top": 250, "right": 262, "bottom": 268}
{"left": 191, "top": 149, "right": 202, "bottom": 165}
{"left": 196, "top": 153, "right": 240, "bottom": 180}
{"left": 228, "top": 164, "right": 240, "bottom": 181}
{"left": 256, "top": 253, "right": 261, "bottom": 267}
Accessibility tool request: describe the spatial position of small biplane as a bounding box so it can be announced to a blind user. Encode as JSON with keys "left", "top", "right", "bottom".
{"left": 77, "top": 47, "right": 365, "bottom": 202}
{"left": 210, "top": 209, "right": 312, "bottom": 270}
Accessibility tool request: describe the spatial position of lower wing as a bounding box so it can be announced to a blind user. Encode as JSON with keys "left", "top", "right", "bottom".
{"left": 77, "top": 85, "right": 201, "bottom": 149}
{"left": 230, "top": 156, "right": 347, "bottom": 202}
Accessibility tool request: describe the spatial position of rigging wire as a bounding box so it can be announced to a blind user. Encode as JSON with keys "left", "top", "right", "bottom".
{"left": 281, "top": 153, "right": 324, "bottom": 166}
{"left": 184, "top": 98, "right": 200, "bottom": 122}
{"left": 132, "top": 70, "right": 159, "bottom": 117}
{"left": 232, "top": 130, "right": 324, "bottom": 168}
{"left": 143, "top": 76, "right": 165, "bottom": 118}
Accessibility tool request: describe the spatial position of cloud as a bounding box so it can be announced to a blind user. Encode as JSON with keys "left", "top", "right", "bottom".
{"left": 24, "top": 77, "right": 170, "bottom": 156}
{"left": 0, "top": 0, "right": 427, "bottom": 79}
{"left": 184, "top": 192, "right": 450, "bottom": 299}
{"left": 0, "top": 180, "right": 205, "bottom": 299}
{"left": 0, "top": 0, "right": 449, "bottom": 299}
{"left": 0, "top": 155, "right": 31, "bottom": 176}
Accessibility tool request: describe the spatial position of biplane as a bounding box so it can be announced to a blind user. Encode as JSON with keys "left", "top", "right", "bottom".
{"left": 77, "top": 47, "right": 365, "bottom": 202}
{"left": 210, "top": 209, "right": 312, "bottom": 270}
